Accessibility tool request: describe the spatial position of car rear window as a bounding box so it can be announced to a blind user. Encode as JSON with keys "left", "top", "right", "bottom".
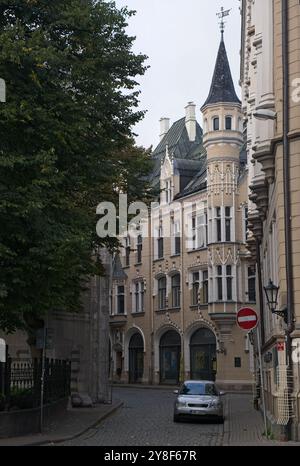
{"left": 179, "top": 383, "right": 218, "bottom": 396}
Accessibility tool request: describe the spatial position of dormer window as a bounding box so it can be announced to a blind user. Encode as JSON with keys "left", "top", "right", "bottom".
{"left": 225, "top": 116, "right": 232, "bottom": 130}
{"left": 213, "top": 117, "right": 220, "bottom": 131}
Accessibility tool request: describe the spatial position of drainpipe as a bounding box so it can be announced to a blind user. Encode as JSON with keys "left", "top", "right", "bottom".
{"left": 282, "top": 0, "right": 294, "bottom": 441}
{"left": 256, "top": 238, "right": 265, "bottom": 345}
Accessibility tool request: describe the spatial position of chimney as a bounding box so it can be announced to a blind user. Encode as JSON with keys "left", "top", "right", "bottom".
{"left": 185, "top": 102, "right": 196, "bottom": 142}
{"left": 159, "top": 117, "right": 170, "bottom": 141}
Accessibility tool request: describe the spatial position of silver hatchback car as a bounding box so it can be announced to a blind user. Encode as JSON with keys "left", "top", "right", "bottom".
{"left": 173, "top": 380, "right": 225, "bottom": 423}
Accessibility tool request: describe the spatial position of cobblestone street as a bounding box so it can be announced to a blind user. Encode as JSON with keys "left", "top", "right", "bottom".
{"left": 63, "top": 387, "right": 223, "bottom": 446}
{"left": 62, "top": 387, "right": 288, "bottom": 447}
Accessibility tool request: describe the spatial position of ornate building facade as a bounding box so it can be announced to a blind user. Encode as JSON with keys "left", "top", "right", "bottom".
{"left": 109, "top": 33, "right": 257, "bottom": 392}
{"left": 240, "top": 0, "right": 300, "bottom": 440}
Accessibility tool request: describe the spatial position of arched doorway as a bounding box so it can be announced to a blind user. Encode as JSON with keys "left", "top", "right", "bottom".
{"left": 190, "top": 328, "right": 217, "bottom": 381}
{"left": 159, "top": 330, "right": 181, "bottom": 385}
{"left": 129, "top": 333, "right": 144, "bottom": 383}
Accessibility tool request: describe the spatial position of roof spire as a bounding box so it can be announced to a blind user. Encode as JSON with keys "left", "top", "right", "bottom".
{"left": 216, "top": 6, "right": 231, "bottom": 41}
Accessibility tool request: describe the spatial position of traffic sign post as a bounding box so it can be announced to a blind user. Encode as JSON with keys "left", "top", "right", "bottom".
{"left": 237, "top": 307, "right": 258, "bottom": 331}
{"left": 237, "top": 307, "right": 268, "bottom": 438}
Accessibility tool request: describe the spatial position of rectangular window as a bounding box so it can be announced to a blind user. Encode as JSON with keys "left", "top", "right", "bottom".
{"left": 216, "top": 207, "right": 222, "bottom": 242}
{"left": 244, "top": 207, "right": 249, "bottom": 242}
{"left": 137, "top": 235, "right": 143, "bottom": 264}
{"left": 165, "top": 180, "right": 172, "bottom": 203}
{"left": 225, "top": 116, "right": 232, "bottom": 130}
{"left": 172, "top": 220, "right": 181, "bottom": 255}
{"left": 192, "top": 272, "right": 199, "bottom": 305}
{"left": 135, "top": 282, "right": 139, "bottom": 313}
{"left": 234, "top": 357, "right": 241, "bottom": 368}
{"left": 196, "top": 212, "right": 207, "bottom": 249}
{"left": 213, "top": 117, "right": 220, "bottom": 131}
{"left": 226, "top": 265, "right": 233, "bottom": 301}
{"left": 157, "top": 224, "right": 164, "bottom": 259}
{"left": 202, "top": 270, "right": 209, "bottom": 304}
{"left": 225, "top": 207, "right": 231, "bottom": 242}
{"left": 158, "top": 277, "right": 166, "bottom": 310}
{"left": 217, "top": 265, "right": 223, "bottom": 301}
{"left": 125, "top": 237, "right": 130, "bottom": 267}
{"left": 248, "top": 266, "right": 256, "bottom": 302}
{"left": 117, "top": 285, "right": 125, "bottom": 314}
{"left": 141, "top": 282, "right": 145, "bottom": 312}
{"left": 134, "top": 281, "right": 145, "bottom": 313}
{"left": 172, "top": 274, "right": 180, "bottom": 308}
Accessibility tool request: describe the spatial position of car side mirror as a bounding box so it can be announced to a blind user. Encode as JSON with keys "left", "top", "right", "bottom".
{"left": 219, "top": 391, "right": 226, "bottom": 396}
{"left": 173, "top": 390, "right": 179, "bottom": 395}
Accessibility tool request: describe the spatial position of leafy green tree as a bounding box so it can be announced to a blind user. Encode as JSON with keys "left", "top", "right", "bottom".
{"left": 0, "top": 0, "right": 151, "bottom": 333}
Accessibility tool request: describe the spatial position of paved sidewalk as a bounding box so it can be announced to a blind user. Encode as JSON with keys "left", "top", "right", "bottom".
{"left": 0, "top": 399, "right": 123, "bottom": 446}
{"left": 223, "top": 394, "right": 298, "bottom": 446}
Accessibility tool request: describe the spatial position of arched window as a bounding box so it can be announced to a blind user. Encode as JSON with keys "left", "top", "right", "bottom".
{"left": 204, "top": 118, "right": 208, "bottom": 133}
{"left": 225, "top": 116, "right": 232, "bottom": 130}
{"left": 171, "top": 274, "right": 180, "bottom": 308}
{"left": 213, "top": 117, "right": 220, "bottom": 131}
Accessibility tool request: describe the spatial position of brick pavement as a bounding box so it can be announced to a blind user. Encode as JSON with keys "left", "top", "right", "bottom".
{"left": 0, "top": 387, "right": 299, "bottom": 446}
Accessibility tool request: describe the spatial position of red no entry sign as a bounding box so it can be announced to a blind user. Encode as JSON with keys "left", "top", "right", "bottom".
{"left": 237, "top": 307, "right": 258, "bottom": 331}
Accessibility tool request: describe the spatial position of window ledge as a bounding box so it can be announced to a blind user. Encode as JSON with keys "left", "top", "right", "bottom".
{"left": 187, "top": 247, "right": 207, "bottom": 254}
{"left": 168, "top": 307, "right": 181, "bottom": 312}
{"left": 134, "top": 263, "right": 142, "bottom": 267}
{"left": 170, "top": 254, "right": 181, "bottom": 258}
{"left": 153, "top": 258, "right": 164, "bottom": 263}
{"left": 132, "top": 312, "right": 145, "bottom": 317}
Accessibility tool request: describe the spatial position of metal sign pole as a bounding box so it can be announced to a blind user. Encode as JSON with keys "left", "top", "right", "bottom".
{"left": 40, "top": 325, "right": 46, "bottom": 433}
{"left": 257, "top": 325, "right": 268, "bottom": 438}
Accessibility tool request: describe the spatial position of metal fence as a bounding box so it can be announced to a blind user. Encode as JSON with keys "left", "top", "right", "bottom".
{"left": 0, "top": 357, "right": 71, "bottom": 409}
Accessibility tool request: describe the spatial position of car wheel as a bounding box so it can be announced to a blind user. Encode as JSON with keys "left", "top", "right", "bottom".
{"left": 173, "top": 414, "right": 180, "bottom": 423}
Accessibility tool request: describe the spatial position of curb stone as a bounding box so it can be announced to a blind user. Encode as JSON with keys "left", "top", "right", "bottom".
{"left": 0, "top": 401, "right": 123, "bottom": 446}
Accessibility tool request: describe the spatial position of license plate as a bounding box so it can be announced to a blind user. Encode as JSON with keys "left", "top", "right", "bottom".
{"left": 190, "top": 410, "right": 204, "bottom": 415}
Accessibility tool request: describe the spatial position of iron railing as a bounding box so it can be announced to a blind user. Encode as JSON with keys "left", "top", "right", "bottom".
{"left": 0, "top": 357, "right": 71, "bottom": 410}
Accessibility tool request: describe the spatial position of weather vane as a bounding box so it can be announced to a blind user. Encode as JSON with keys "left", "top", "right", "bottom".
{"left": 216, "top": 6, "right": 231, "bottom": 39}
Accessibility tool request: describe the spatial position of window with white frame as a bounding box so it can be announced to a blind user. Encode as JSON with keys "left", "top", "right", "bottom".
{"left": 165, "top": 179, "right": 172, "bottom": 204}
{"left": 171, "top": 274, "right": 180, "bottom": 308}
{"left": 213, "top": 207, "right": 232, "bottom": 243}
{"left": 215, "top": 265, "right": 235, "bottom": 302}
{"left": 243, "top": 206, "right": 249, "bottom": 242}
{"left": 116, "top": 285, "right": 125, "bottom": 314}
{"left": 133, "top": 281, "right": 145, "bottom": 313}
{"left": 215, "top": 207, "right": 222, "bottom": 242}
{"left": 225, "top": 207, "right": 232, "bottom": 242}
{"left": 171, "top": 219, "right": 181, "bottom": 255}
{"left": 216, "top": 266, "right": 223, "bottom": 301}
{"left": 226, "top": 265, "right": 233, "bottom": 301}
{"left": 191, "top": 270, "right": 209, "bottom": 305}
{"left": 191, "top": 210, "right": 207, "bottom": 250}
{"left": 154, "top": 222, "right": 164, "bottom": 260}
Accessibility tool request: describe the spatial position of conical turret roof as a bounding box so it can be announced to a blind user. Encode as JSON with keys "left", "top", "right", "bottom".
{"left": 201, "top": 38, "right": 240, "bottom": 109}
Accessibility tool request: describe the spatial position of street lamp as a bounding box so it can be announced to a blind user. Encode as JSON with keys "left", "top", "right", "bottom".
{"left": 263, "top": 279, "right": 288, "bottom": 324}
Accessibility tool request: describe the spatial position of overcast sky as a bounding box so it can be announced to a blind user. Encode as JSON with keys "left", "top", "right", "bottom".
{"left": 115, "top": 0, "right": 241, "bottom": 149}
